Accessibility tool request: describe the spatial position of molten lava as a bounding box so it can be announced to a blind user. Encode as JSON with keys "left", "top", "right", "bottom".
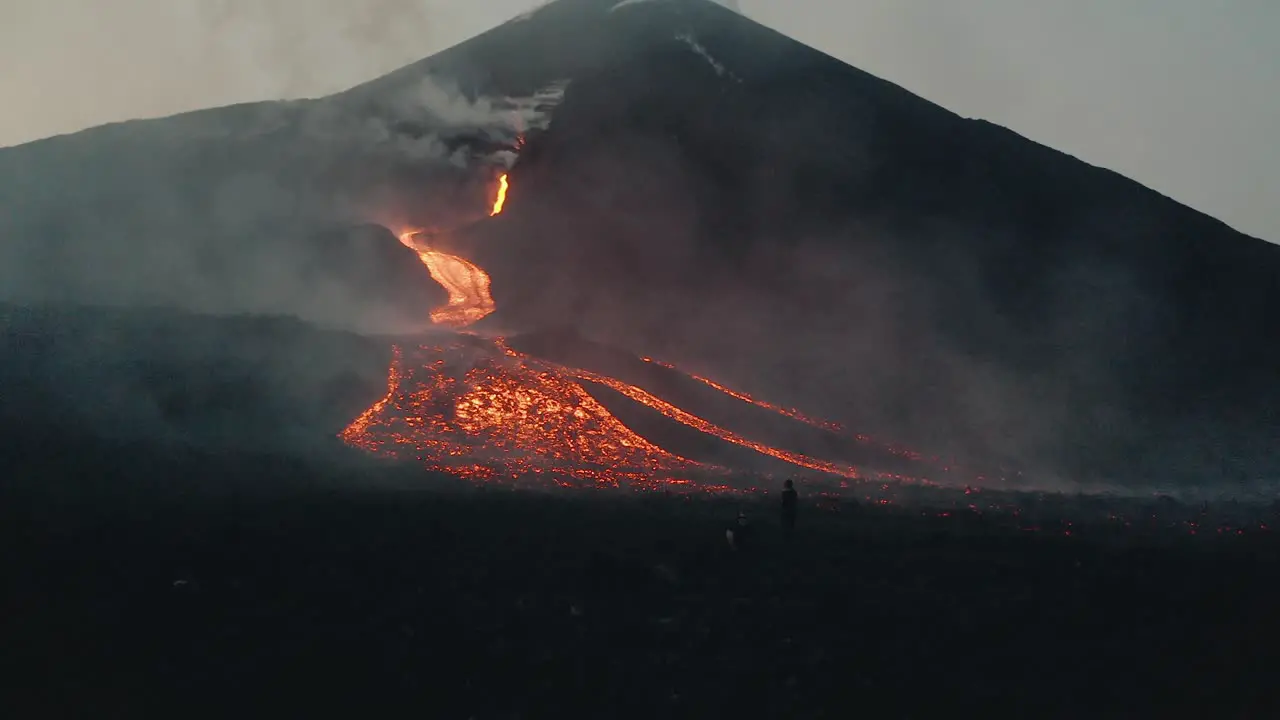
{"left": 490, "top": 174, "right": 509, "bottom": 216}
{"left": 647, "top": 358, "right": 926, "bottom": 463}
{"left": 394, "top": 171, "right": 510, "bottom": 327}
{"left": 340, "top": 339, "right": 712, "bottom": 488}
{"left": 419, "top": 249, "right": 496, "bottom": 327}
{"left": 560, "top": 362, "right": 863, "bottom": 479}
{"left": 398, "top": 231, "right": 496, "bottom": 328}
{"left": 642, "top": 356, "right": 843, "bottom": 432}
{"left": 344, "top": 171, "right": 934, "bottom": 492}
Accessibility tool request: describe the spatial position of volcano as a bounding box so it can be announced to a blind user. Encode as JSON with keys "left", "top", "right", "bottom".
{"left": 1, "top": 0, "right": 1278, "bottom": 491}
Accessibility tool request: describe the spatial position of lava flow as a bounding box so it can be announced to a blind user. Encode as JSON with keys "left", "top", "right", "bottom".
{"left": 395, "top": 172, "right": 510, "bottom": 327}
{"left": 490, "top": 173, "right": 509, "bottom": 215}
{"left": 340, "top": 338, "right": 711, "bottom": 488}
{"left": 559, "top": 361, "right": 863, "bottom": 479}
{"left": 343, "top": 170, "right": 931, "bottom": 491}
{"left": 408, "top": 239, "right": 496, "bottom": 328}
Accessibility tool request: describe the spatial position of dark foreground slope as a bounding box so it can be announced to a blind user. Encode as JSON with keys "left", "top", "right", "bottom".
{"left": 2, "top": 0, "right": 1277, "bottom": 488}
{"left": 5, "top": 449, "right": 1279, "bottom": 717}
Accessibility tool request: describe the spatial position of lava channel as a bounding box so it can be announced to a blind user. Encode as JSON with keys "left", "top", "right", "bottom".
{"left": 343, "top": 169, "right": 929, "bottom": 492}
{"left": 339, "top": 339, "right": 717, "bottom": 489}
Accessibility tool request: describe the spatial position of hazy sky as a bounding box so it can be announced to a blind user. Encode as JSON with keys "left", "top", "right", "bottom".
{"left": 3, "top": 0, "right": 1277, "bottom": 241}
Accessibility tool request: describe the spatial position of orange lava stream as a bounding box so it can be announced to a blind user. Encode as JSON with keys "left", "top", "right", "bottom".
{"left": 340, "top": 346, "right": 403, "bottom": 451}
{"left": 642, "top": 356, "right": 843, "bottom": 432}
{"left": 397, "top": 231, "right": 496, "bottom": 328}
{"left": 687, "top": 370, "right": 926, "bottom": 462}
{"left": 562, "top": 363, "right": 863, "bottom": 480}
{"left": 419, "top": 250, "right": 496, "bottom": 327}
{"left": 340, "top": 171, "right": 921, "bottom": 490}
{"left": 490, "top": 174, "right": 509, "bottom": 216}
{"left": 643, "top": 356, "right": 926, "bottom": 462}
{"left": 341, "top": 336, "right": 872, "bottom": 487}
{"left": 393, "top": 171, "right": 509, "bottom": 328}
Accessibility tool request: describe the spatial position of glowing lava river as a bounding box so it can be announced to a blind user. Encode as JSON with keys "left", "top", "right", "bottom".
{"left": 341, "top": 171, "right": 941, "bottom": 493}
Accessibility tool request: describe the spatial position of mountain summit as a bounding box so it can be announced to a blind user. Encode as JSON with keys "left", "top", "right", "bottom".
{"left": 1, "top": 0, "right": 1276, "bottom": 488}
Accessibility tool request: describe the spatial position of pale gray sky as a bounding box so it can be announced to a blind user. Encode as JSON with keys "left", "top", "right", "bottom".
{"left": 2, "top": 0, "right": 1276, "bottom": 241}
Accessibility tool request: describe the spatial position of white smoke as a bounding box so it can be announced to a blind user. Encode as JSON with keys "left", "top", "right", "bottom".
{"left": 293, "top": 74, "right": 569, "bottom": 170}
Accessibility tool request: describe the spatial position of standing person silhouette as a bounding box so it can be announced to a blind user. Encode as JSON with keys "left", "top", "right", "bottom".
{"left": 781, "top": 478, "right": 798, "bottom": 539}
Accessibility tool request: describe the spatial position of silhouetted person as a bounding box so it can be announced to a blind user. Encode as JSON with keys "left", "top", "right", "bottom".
{"left": 726, "top": 511, "right": 752, "bottom": 551}
{"left": 781, "top": 478, "right": 798, "bottom": 538}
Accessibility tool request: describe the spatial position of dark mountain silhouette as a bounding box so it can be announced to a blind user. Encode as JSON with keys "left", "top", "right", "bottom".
{"left": 0, "top": 0, "right": 1276, "bottom": 488}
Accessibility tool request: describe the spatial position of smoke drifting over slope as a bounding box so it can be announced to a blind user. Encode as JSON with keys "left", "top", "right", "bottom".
{"left": 0, "top": 70, "right": 567, "bottom": 333}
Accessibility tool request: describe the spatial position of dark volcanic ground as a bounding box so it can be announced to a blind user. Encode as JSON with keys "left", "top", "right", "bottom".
{"left": 0, "top": 303, "right": 391, "bottom": 451}
{"left": 5, "top": 437, "right": 1279, "bottom": 718}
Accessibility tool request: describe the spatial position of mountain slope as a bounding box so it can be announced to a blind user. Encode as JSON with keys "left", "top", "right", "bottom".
{"left": 0, "top": 303, "right": 391, "bottom": 451}
{"left": 0, "top": 0, "right": 1275, "bottom": 488}
{"left": 445, "top": 0, "right": 1280, "bottom": 486}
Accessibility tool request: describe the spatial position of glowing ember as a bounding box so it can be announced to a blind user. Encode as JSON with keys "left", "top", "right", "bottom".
{"left": 490, "top": 174, "right": 510, "bottom": 216}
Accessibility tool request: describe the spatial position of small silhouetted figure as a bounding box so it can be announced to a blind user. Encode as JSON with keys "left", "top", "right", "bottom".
{"left": 726, "top": 511, "right": 752, "bottom": 551}
{"left": 781, "top": 478, "right": 798, "bottom": 537}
